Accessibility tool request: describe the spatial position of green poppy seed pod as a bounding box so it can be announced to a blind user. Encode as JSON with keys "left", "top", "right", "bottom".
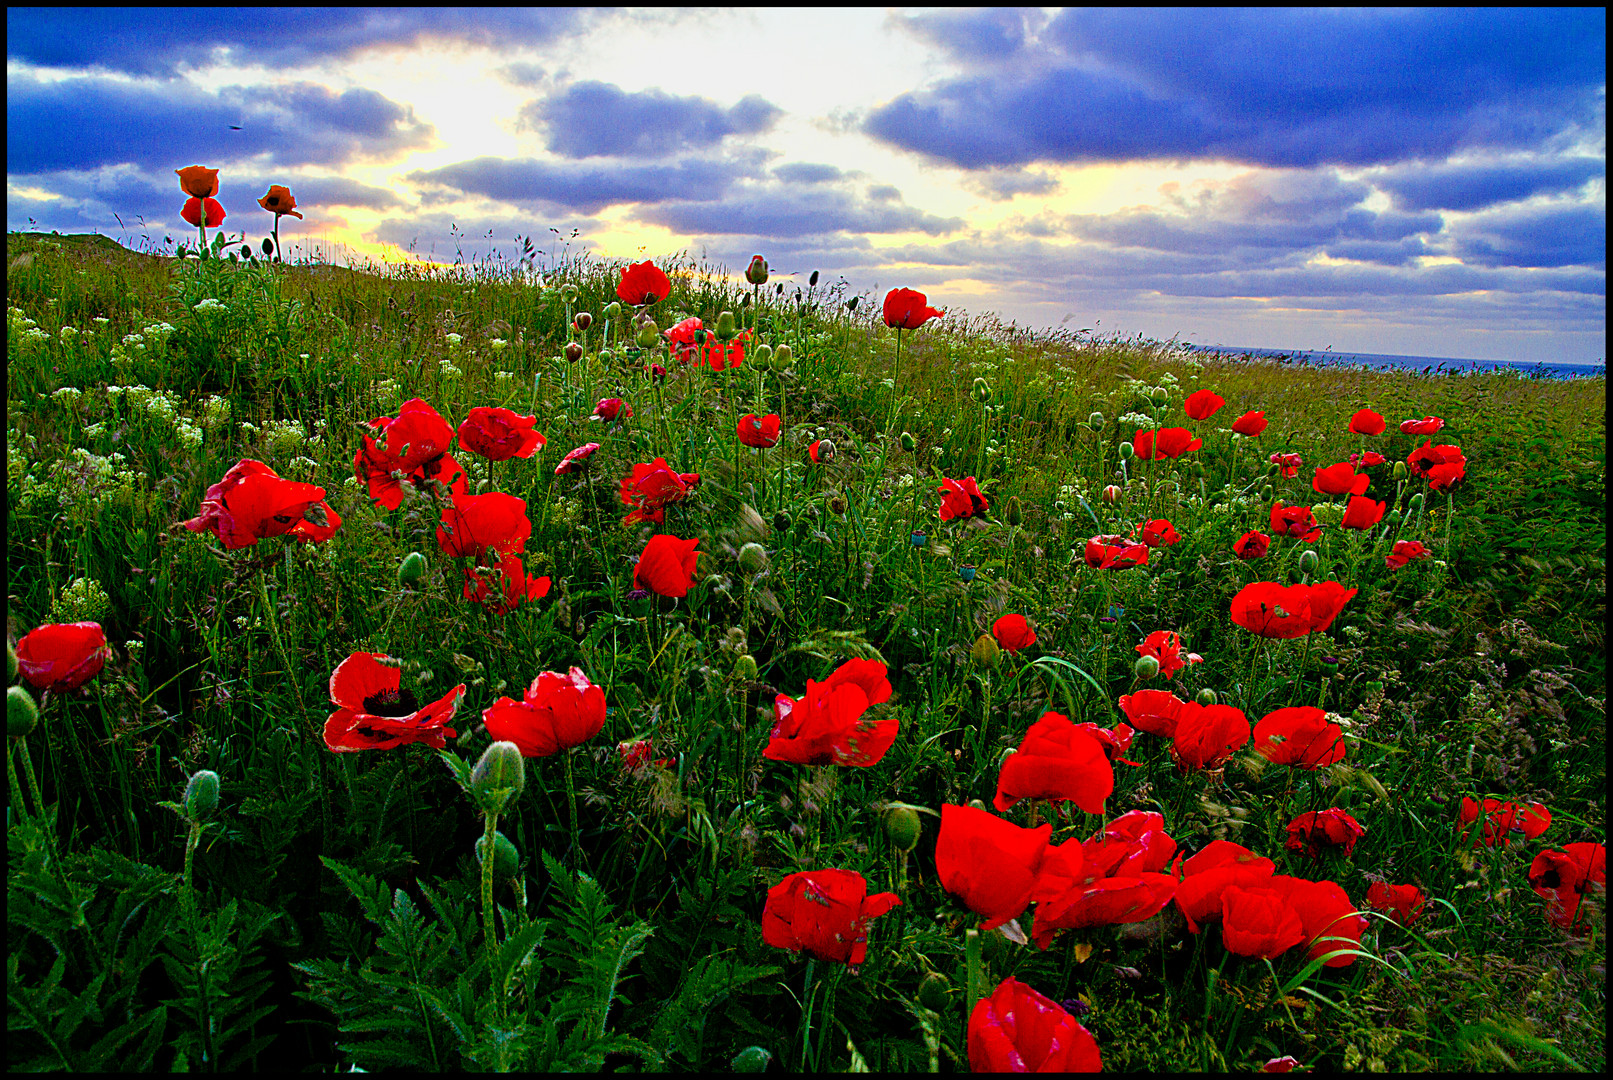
{"left": 900, "top": 431, "right": 917, "bottom": 452}
{"left": 1088, "top": 412, "right": 1105, "bottom": 431}
{"left": 1133, "top": 654, "right": 1160, "bottom": 679}
{"left": 737, "top": 542, "right": 769, "bottom": 574}
{"left": 1298, "top": 550, "right": 1318, "bottom": 572}
{"left": 917, "top": 972, "right": 952, "bottom": 1012}
{"left": 1196, "top": 687, "right": 1218, "bottom": 706}
{"left": 471, "top": 741, "right": 525, "bottom": 815}
{"left": 574, "top": 311, "right": 592, "bottom": 332}
{"left": 475, "top": 830, "right": 521, "bottom": 880}
{"left": 564, "top": 341, "right": 584, "bottom": 363}
{"left": 604, "top": 301, "right": 621, "bottom": 320}
{"left": 560, "top": 283, "right": 579, "bottom": 304}
{"left": 735, "top": 654, "right": 758, "bottom": 680}
{"left": 183, "top": 770, "right": 220, "bottom": 823}
{"left": 1190, "top": 461, "right": 1207, "bottom": 478}
{"left": 772, "top": 511, "right": 791, "bottom": 533}
{"left": 8, "top": 685, "right": 40, "bottom": 738}
{"left": 1408, "top": 492, "right": 1424, "bottom": 511}
{"left": 1005, "top": 495, "right": 1023, "bottom": 527}
{"left": 398, "top": 551, "right": 427, "bottom": 586}
{"left": 971, "top": 634, "right": 1002, "bottom": 670}
{"left": 771, "top": 344, "right": 792, "bottom": 369}
{"left": 745, "top": 255, "right": 769, "bottom": 286}
{"left": 635, "top": 322, "right": 659, "bottom": 349}
{"left": 6, "top": 640, "right": 16, "bottom": 683}
{"left": 1119, "top": 440, "right": 1135, "bottom": 460}
{"left": 731, "top": 1046, "right": 773, "bottom": 1073}
{"left": 753, "top": 343, "right": 773, "bottom": 366}
{"left": 884, "top": 805, "right": 922, "bottom": 852}
{"left": 1392, "top": 461, "right": 1408, "bottom": 480}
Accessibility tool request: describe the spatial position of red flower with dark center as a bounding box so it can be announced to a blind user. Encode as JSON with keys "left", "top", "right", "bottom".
{"left": 1527, "top": 843, "right": 1605, "bottom": 930}
{"left": 257, "top": 184, "right": 302, "bottom": 219}
{"left": 1133, "top": 426, "right": 1203, "bottom": 459}
{"left": 554, "top": 442, "right": 602, "bottom": 475}
{"left": 1084, "top": 534, "right": 1149, "bottom": 570}
{"left": 1349, "top": 408, "right": 1386, "bottom": 436}
{"left": 968, "top": 976, "right": 1102, "bottom": 1073}
{"left": 1269, "top": 501, "right": 1322, "bottom": 543}
{"left": 616, "top": 259, "right": 671, "bottom": 306}
{"left": 1230, "top": 581, "right": 1312, "bottom": 639}
{"left": 592, "top": 397, "right": 632, "bottom": 423}
{"left": 176, "top": 165, "right": 219, "bottom": 198}
{"left": 633, "top": 533, "right": 700, "bottom": 597}
{"left": 456, "top": 406, "right": 545, "bottom": 461}
{"left": 1134, "top": 630, "right": 1199, "bottom": 680}
{"left": 16, "top": 622, "right": 111, "bottom": 693}
{"left": 737, "top": 413, "right": 781, "bottom": 448}
{"left": 1221, "top": 884, "right": 1307, "bottom": 959}
{"left": 1340, "top": 495, "right": 1387, "bottom": 530}
{"left": 882, "top": 287, "right": 944, "bottom": 330}
{"left": 1385, "top": 539, "right": 1431, "bottom": 569}
{"left": 619, "top": 458, "right": 700, "bottom": 525}
{"left": 1303, "top": 580, "right": 1357, "bottom": 633}
{"left": 1459, "top": 796, "right": 1551, "bottom": 848}
{"left": 183, "top": 458, "right": 341, "bottom": 549}
{"left": 762, "top": 869, "right": 901, "bottom": 969}
{"left": 1365, "top": 881, "right": 1428, "bottom": 928}
{"left": 1285, "top": 809, "right": 1367, "bottom": 859}
{"left": 483, "top": 667, "right": 607, "bottom": 757}
{"left": 663, "top": 316, "right": 703, "bottom": 362}
{"left": 938, "top": 476, "right": 989, "bottom": 521}
{"left": 323, "top": 652, "right": 463, "bottom": 752}
{"left": 461, "top": 552, "right": 550, "bottom": 615}
{"left": 1400, "top": 416, "right": 1445, "bottom": 435}
{"left": 355, "top": 399, "right": 463, "bottom": 509}
{"left": 1173, "top": 841, "right": 1276, "bottom": 933}
{"left": 764, "top": 658, "right": 896, "bottom": 767}
{"left": 1117, "top": 688, "right": 1186, "bottom": 738}
{"left": 993, "top": 711, "right": 1115, "bottom": 814}
{"left": 1312, "top": 462, "right": 1371, "bottom": 498}
{"left": 1233, "top": 531, "right": 1271, "bottom": 559}
{"left": 1232, "top": 410, "right": 1268, "bottom": 437}
{"left": 935, "top": 804, "right": 1065, "bottom": 930}
{"left": 1169, "top": 702, "right": 1250, "bottom": 772}
{"left": 180, "top": 197, "right": 226, "bottom": 228}
{"left": 1269, "top": 451, "right": 1303, "bottom": 478}
{"left": 1184, "top": 388, "right": 1224, "bottom": 420}
{"left": 1253, "top": 706, "right": 1347, "bottom": 769}
{"left": 1407, "top": 440, "right": 1467, "bottom": 491}
{"left": 1137, "top": 518, "right": 1180, "bottom": 547}
{"left": 436, "top": 492, "right": 531, "bottom": 559}
{"left": 992, "top": 613, "right": 1037, "bottom": 653}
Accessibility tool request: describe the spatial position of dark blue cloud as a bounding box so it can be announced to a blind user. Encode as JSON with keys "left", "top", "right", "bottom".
{"left": 5, "top": 8, "right": 591, "bottom": 78}
{"left": 891, "top": 8, "right": 1045, "bottom": 62}
{"left": 1376, "top": 157, "right": 1605, "bottom": 212}
{"left": 525, "top": 82, "right": 781, "bottom": 158}
{"left": 773, "top": 162, "right": 843, "bottom": 184}
{"left": 967, "top": 168, "right": 1061, "bottom": 201}
{"left": 868, "top": 9, "right": 1605, "bottom": 169}
{"left": 1448, "top": 203, "right": 1607, "bottom": 270}
{"left": 634, "top": 185, "right": 963, "bottom": 238}
{"left": 407, "top": 153, "right": 766, "bottom": 215}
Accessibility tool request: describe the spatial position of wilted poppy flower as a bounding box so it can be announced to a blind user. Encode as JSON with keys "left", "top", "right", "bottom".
{"left": 1400, "top": 416, "right": 1445, "bottom": 435}
{"left": 1253, "top": 706, "right": 1346, "bottom": 769}
{"left": 939, "top": 476, "right": 989, "bottom": 521}
{"left": 1385, "top": 539, "right": 1431, "bottom": 569}
{"left": 1269, "top": 451, "right": 1303, "bottom": 478}
{"left": 808, "top": 439, "right": 833, "bottom": 464}
{"left": 617, "top": 259, "right": 671, "bottom": 306}
{"left": 1136, "top": 518, "right": 1180, "bottom": 548}
{"left": 436, "top": 491, "right": 531, "bottom": 558}
{"left": 633, "top": 533, "right": 700, "bottom": 597}
{"left": 1084, "top": 535, "right": 1149, "bottom": 570}
{"left": 180, "top": 197, "right": 226, "bottom": 228}
{"left": 483, "top": 667, "right": 606, "bottom": 757}
{"left": 323, "top": 651, "right": 463, "bottom": 752}
{"left": 1365, "top": 881, "right": 1428, "bottom": 928}
{"left": 16, "top": 622, "right": 111, "bottom": 693}
{"left": 554, "top": 442, "right": 602, "bottom": 475}
{"left": 1303, "top": 581, "right": 1357, "bottom": 633}
{"left": 1269, "top": 501, "right": 1322, "bottom": 543}
{"left": 882, "top": 287, "right": 944, "bottom": 330}
{"left": 1459, "top": 796, "right": 1551, "bottom": 848}
{"left": 762, "top": 869, "right": 901, "bottom": 969}
{"left": 1340, "top": 495, "right": 1387, "bottom": 530}
{"left": 968, "top": 976, "right": 1102, "bottom": 1073}
{"left": 183, "top": 459, "right": 341, "bottom": 548}
{"left": 461, "top": 552, "right": 550, "bottom": 615}
{"left": 737, "top": 413, "right": 781, "bottom": 448}
{"left": 1230, "top": 581, "right": 1312, "bottom": 639}
{"left": 936, "top": 804, "right": 1064, "bottom": 930}
{"left": 592, "top": 397, "right": 632, "bottom": 423}
{"left": 1221, "top": 884, "right": 1307, "bottom": 959}
{"left": 618, "top": 738, "right": 653, "bottom": 773}
{"left": 1233, "top": 531, "right": 1271, "bottom": 559}
{"left": 1527, "top": 843, "right": 1606, "bottom": 930}
{"left": 1184, "top": 389, "right": 1224, "bottom": 421}
{"left": 765, "top": 658, "right": 895, "bottom": 767}
{"left": 1349, "top": 408, "right": 1386, "bottom": 436}
{"left": 1134, "top": 630, "right": 1200, "bottom": 680}
{"left": 457, "top": 406, "right": 545, "bottom": 461}
{"left": 1312, "top": 462, "right": 1371, "bottom": 498}
{"left": 175, "top": 165, "right": 220, "bottom": 198}
{"left": 1133, "top": 426, "right": 1203, "bottom": 459}
{"left": 257, "top": 184, "right": 303, "bottom": 219}
{"left": 1232, "top": 410, "right": 1268, "bottom": 437}
{"left": 1173, "top": 841, "right": 1277, "bottom": 932}
{"left": 1117, "top": 688, "right": 1186, "bottom": 738}
{"left": 1169, "top": 702, "right": 1250, "bottom": 772}
{"left": 355, "top": 398, "right": 464, "bottom": 510}
{"left": 993, "top": 711, "right": 1115, "bottom": 814}
{"left": 992, "top": 614, "right": 1037, "bottom": 653}
{"left": 1407, "top": 440, "right": 1467, "bottom": 491}
{"left": 619, "top": 458, "right": 699, "bottom": 525}
{"left": 663, "top": 316, "right": 703, "bottom": 362}
{"left": 1286, "top": 809, "right": 1367, "bottom": 859}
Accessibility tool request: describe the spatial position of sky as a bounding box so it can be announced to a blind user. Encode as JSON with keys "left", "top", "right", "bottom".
{"left": 6, "top": 7, "right": 1606, "bottom": 365}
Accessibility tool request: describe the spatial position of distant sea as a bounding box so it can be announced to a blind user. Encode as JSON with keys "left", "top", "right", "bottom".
{"left": 1185, "top": 344, "right": 1604, "bottom": 382}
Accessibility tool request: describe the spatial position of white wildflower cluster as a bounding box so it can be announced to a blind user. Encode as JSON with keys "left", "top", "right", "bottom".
{"left": 285, "top": 455, "right": 321, "bottom": 478}
{"left": 494, "top": 369, "right": 514, "bottom": 382}
{"left": 489, "top": 338, "right": 509, "bottom": 352}
{"left": 1310, "top": 502, "right": 1347, "bottom": 527}
{"left": 193, "top": 297, "right": 227, "bottom": 313}
{"left": 200, "top": 394, "right": 231, "bottom": 434}
{"left": 1118, "top": 411, "right": 1156, "bottom": 429}
{"left": 439, "top": 362, "right": 463, "bottom": 379}
{"left": 38, "top": 447, "right": 142, "bottom": 521}
{"left": 51, "top": 386, "right": 84, "bottom": 407}
{"left": 92, "top": 317, "right": 110, "bottom": 328}
{"left": 59, "top": 325, "right": 79, "bottom": 341}
{"left": 50, "top": 576, "right": 113, "bottom": 625}
{"left": 106, "top": 384, "right": 202, "bottom": 449}
{"left": 8, "top": 304, "right": 40, "bottom": 333}
{"left": 445, "top": 332, "right": 463, "bottom": 346}
{"left": 258, "top": 418, "right": 321, "bottom": 459}
{"left": 371, "top": 378, "right": 401, "bottom": 408}
{"left": 142, "top": 321, "right": 177, "bottom": 347}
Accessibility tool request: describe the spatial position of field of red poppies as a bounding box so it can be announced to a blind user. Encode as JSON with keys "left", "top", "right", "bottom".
{"left": 4, "top": 186, "right": 1607, "bottom": 1072}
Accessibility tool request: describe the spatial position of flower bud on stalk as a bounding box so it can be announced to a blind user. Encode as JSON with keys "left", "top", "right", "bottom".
{"left": 1408, "top": 493, "right": 1424, "bottom": 511}
{"left": 1088, "top": 412, "right": 1105, "bottom": 431}
{"left": 1393, "top": 461, "right": 1408, "bottom": 480}
{"left": 573, "top": 311, "right": 592, "bottom": 332}
{"left": 715, "top": 311, "right": 738, "bottom": 342}
{"left": 753, "top": 344, "right": 773, "bottom": 366}
{"left": 971, "top": 633, "right": 1002, "bottom": 670}
{"left": 884, "top": 805, "right": 923, "bottom": 852}
{"left": 6, "top": 640, "right": 17, "bottom": 683}
{"left": 1298, "top": 550, "right": 1318, "bottom": 572}
{"left": 900, "top": 431, "right": 917, "bottom": 452}
{"left": 475, "top": 830, "right": 521, "bottom": 880}
{"left": 734, "top": 654, "right": 758, "bottom": 680}
{"left": 1196, "top": 687, "right": 1218, "bottom": 706}
{"left": 1119, "top": 441, "right": 1135, "bottom": 460}
{"left": 564, "top": 341, "right": 584, "bottom": 363}
{"left": 398, "top": 551, "right": 427, "bottom": 586}
{"left": 772, "top": 344, "right": 792, "bottom": 369}
{"left": 745, "top": 255, "right": 769, "bottom": 286}
{"left": 183, "top": 770, "right": 220, "bottom": 823}
{"left": 635, "top": 322, "right": 660, "bottom": 349}
{"left": 1133, "top": 655, "right": 1160, "bottom": 680}
{"left": 972, "top": 378, "right": 992, "bottom": 403}
{"left": 737, "top": 542, "right": 769, "bottom": 574}
{"left": 560, "top": 283, "right": 579, "bottom": 304}
{"left": 8, "top": 685, "right": 40, "bottom": 738}
{"left": 471, "top": 741, "right": 525, "bottom": 815}
{"left": 1102, "top": 484, "right": 1123, "bottom": 504}
{"left": 1005, "top": 496, "right": 1023, "bottom": 526}
{"left": 603, "top": 301, "right": 621, "bottom": 320}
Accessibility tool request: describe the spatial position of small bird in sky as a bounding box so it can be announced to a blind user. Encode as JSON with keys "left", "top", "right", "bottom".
{"left": 229, "top": 125, "right": 242, "bottom": 130}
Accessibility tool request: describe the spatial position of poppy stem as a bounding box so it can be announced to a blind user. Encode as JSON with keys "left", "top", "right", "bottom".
{"left": 7, "top": 740, "right": 29, "bottom": 821}
{"left": 256, "top": 566, "right": 307, "bottom": 716}
{"left": 563, "top": 750, "right": 584, "bottom": 872}
{"left": 888, "top": 328, "right": 903, "bottom": 434}
{"left": 480, "top": 807, "right": 502, "bottom": 975}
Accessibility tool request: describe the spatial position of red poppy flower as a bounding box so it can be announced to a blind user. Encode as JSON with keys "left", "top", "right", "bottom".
{"left": 1364, "top": 881, "right": 1428, "bottom": 928}
{"left": 1303, "top": 580, "right": 1357, "bottom": 633}
{"left": 1400, "top": 416, "right": 1445, "bottom": 435}
{"left": 554, "top": 442, "right": 602, "bottom": 475}
{"left": 1527, "top": 843, "right": 1606, "bottom": 930}
{"left": 617, "top": 259, "right": 671, "bottom": 306}
{"left": 702, "top": 339, "right": 746, "bottom": 371}
{"left": 762, "top": 868, "right": 901, "bottom": 969}
{"left": 456, "top": 406, "right": 545, "bottom": 461}
{"left": 1136, "top": 518, "right": 1180, "bottom": 547}
{"left": 938, "top": 476, "right": 989, "bottom": 521}
{"left": 992, "top": 613, "right": 1037, "bottom": 653}
{"left": 1173, "top": 841, "right": 1277, "bottom": 932}
{"left": 1134, "top": 630, "right": 1200, "bottom": 680}
{"left": 1312, "top": 462, "right": 1371, "bottom": 498}
{"left": 180, "top": 197, "right": 226, "bottom": 228}
{"left": 619, "top": 458, "right": 699, "bottom": 525}
{"left": 1230, "top": 581, "right": 1312, "bottom": 639}
{"left": 993, "top": 711, "right": 1114, "bottom": 814}
{"left": 1339, "top": 495, "right": 1387, "bottom": 530}
{"left": 1349, "top": 450, "right": 1388, "bottom": 467}
{"left": 1232, "top": 410, "right": 1268, "bottom": 437}
{"left": 618, "top": 738, "right": 653, "bottom": 773}
{"left": 1184, "top": 388, "right": 1224, "bottom": 421}
{"left": 935, "top": 803, "right": 1063, "bottom": 930}
{"left": 1133, "top": 426, "right": 1203, "bottom": 459}
{"left": 968, "top": 976, "right": 1102, "bottom": 1073}
{"left": 737, "top": 413, "right": 781, "bottom": 448}
{"left": 663, "top": 316, "right": 703, "bottom": 362}
{"left": 1090, "top": 811, "right": 1178, "bottom": 876}
{"left": 176, "top": 165, "right": 220, "bottom": 199}
{"left": 355, "top": 399, "right": 464, "bottom": 510}
{"left": 1407, "top": 440, "right": 1467, "bottom": 491}
{"left": 633, "top": 533, "right": 700, "bottom": 597}
{"left": 182, "top": 459, "right": 341, "bottom": 549}
{"left": 1169, "top": 702, "right": 1250, "bottom": 772}
{"left": 808, "top": 439, "right": 832, "bottom": 464}
{"left": 1279, "top": 877, "right": 1368, "bottom": 967}
{"left": 1285, "top": 809, "right": 1367, "bottom": 859}
{"left": 1233, "top": 531, "right": 1271, "bottom": 559}
{"left": 1385, "top": 539, "right": 1431, "bottom": 569}
{"left": 765, "top": 658, "right": 896, "bottom": 767}
{"left": 1032, "top": 871, "right": 1178, "bottom": 945}
{"left": 461, "top": 552, "right": 550, "bottom": 615}
{"left": 1263, "top": 1056, "right": 1302, "bottom": 1073}
{"left": 882, "top": 287, "right": 944, "bottom": 330}
{"left": 1349, "top": 408, "right": 1386, "bottom": 436}
{"left": 257, "top": 184, "right": 302, "bottom": 219}
{"left": 1117, "top": 688, "right": 1186, "bottom": 738}
{"left": 592, "top": 397, "right": 632, "bottom": 423}
{"left": 436, "top": 491, "right": 530, "bottom": 559}
{"left": 1269, "top": 500, "right": 1322, "bottom": 543}
{"left": 1253, "top": 706, "right": 1346, "bottom": 769}
{"left": 1269, "top": 451, "right": 1303, "bottom": 478}
{"left": 1221, "top": 884, "right": 1307, "bottom": 959}
{"left": 1083, "top": 535, "right": 1149, "bottom": 570}
{"left": 1459, "top": 796, "right": 1551, "bottom": 848}
{"left": 323, "top": 652, "right": 463, "bottom": 752}
{"left": 483, "top": 666, "right": 607, "bottom": 757}
{"left": 16, "top": 622, "right": 111, "bottom": 693}
{"left": 1073, "top": 721, "right": 1139, "bottom": 766}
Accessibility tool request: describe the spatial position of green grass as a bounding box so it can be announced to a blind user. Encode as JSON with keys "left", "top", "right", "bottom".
{"left": 6, "top": 228, "right": 1605, "bottom": 1072}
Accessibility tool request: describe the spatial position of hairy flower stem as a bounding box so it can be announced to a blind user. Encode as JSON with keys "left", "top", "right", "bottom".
{"left": 888, "top": 327, "right": 903, "bottom": 434}
{"left": 480, "top": 808, "right": 501, "bottom": 976}
{"left": 7, "top": 739, "right": 28, "bottom": 820}
{"left": 256, "top": 567, "right": 306, "bottom": 716}
{"left": 563, "top": 750, "right": 584, "bottom": 872}
{"left": 964, "top": 928, "right": 985, "bottom": 1025}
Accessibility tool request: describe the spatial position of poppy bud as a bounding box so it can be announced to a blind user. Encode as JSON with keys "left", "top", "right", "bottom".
{"left": 971, "top": 634, "right": 1002, "bottom": 670}
{"left": 773, "top": 511, "right": 791, "bottom": 533}
{"left": 753, "top": 344, "right": 773, "bottom": 366}
{"left": 1260, "top": 485, "right": 1274, "bottom": 501}
{"left": 1088, "top": 412, "right": 1105, "bottom": 431}
{"left": 772, "top": 344, "right": 792, "bottom": 369}
{"left": 972, "top": 378, "right": 992, "bottom": 403}
{"left": 967, "top": 798, "right": 988, "bottom": 813}
{"left": 398, "top": 551, "right": 427, "bottom": 586}
{"left": 900, "top": 431, "right": 917, "bottom": 452}
{"left": 815, "top": 439, "right": 836, "bottom": 462}
{"left": 475, "top": 830, "right": 521, "bottom": 879}
{"left": 564, "top": 341, "right": 584, "bottom": 363}
{"left": 262, "top": 237, "right": 275, "bottom": 256}
{"left": 735, "top": 654, "right": 758, "bottom": 680}
{"left": 737, "top": 542, "right": 769, "bottom": 573}
{"left": 1134, "top": 655, "right": 1160, "bottom": 679}
{"left": 715, "top": 310, "right": 738, "bottom": 342}
{"left": 1119, "top": 441, "right": 1134, "bottom": 460}
{"left": 560, "top": 283, "right": 579, "bottom": 304}
{"left": 1005, "top": 496, "right": 1023, "bottom": 527}
{"left": 604, "top": 301, "right": 621, "bottom": 319}
{"left": 741, "top": 294, "right": 752, "bottom": 308}
{"left": 884, "top": 805, "right": 923, "bottom": 852}
{"left": 636, "top": 322, "right": 660, "bottom": 349}
{"left": 1408, "top": 493, "right": 1424, "bottom": 511}
{"left": 574, "top": 311, "right": 592, "bottom": 331}
{"left": 1298, "top": 550, "right": 1318, "bottom": 573}
{"left": 1382, "top": 509, "right": 1400, "bottom": 527}
{"left": 732, "top": 1047, "right": 773, "bottom": 1073}
{"left": 183, "top": 769, "right": 220, "bottom": 823}
{"left": 917, "top": 972, "right": 952, "bottom": 1012}
{"left": 809, "top": 270, "right": 820, "bottom": 287}
{"left": 6, "top": 640, "right": 16, "bottom": 683}
{"left": 470, "top": 741, "right": 525, "bottom": 815}
{"left": 828, "top": 494, "right": 848, "bottom": 516}
{"left": 745, "top": 255, "right": 769, "bottom": 286}
{"left": 1392, "top": 461, "right": 1408, "bottom": 480}
{"left": 847, "top": 296, "right": 860, "bottom": 312}
{"left": 1190, "top": 461, "right": 1207, "bottom": 478}
{"left": 1196, "top": 688, "right": 1218, "bottom": 705}
{"left": 8, "top": 685, "right": 39, "bottom": 738}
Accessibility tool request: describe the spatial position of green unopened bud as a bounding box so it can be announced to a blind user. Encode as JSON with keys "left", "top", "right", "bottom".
{"left": 745, "top": 255, "right": 769, "bottom": 286}
{"left": 828, "top": 493, "right": 847, "bottom": 516}
{"left": 972, "top": 378, "right": 992, "bottom": 403}
{"left": 183, "top": 770, "right": 220, "bottom": 823}
{"left": 971, "top": 634, "right": 1002, "bottom": 670}
{"left": 771, "top": 344, "right": 792, "bottom": 369}
{"left": 967, "top": 798, "right": 988, "bottom": 813}
{"left": 1190, "top": 461, "right": 1207, "bottom": 478}
{"left": 884, "top": 805, "right": 923, "bottom": 852}
{"left": 1392, "top": 461, "right": 1408, "bottom": 480}
{"left": 1260, "top": 485, "right": 1274, "bottom": 501}
{"left": 398, "top": 551, "right": 427, "bottom": 586}
{"left": 1133, "top": 655, "right": 1160, "bottom": 679}
{"left": 714, "top": 311, "right": 737, "bottom": 342}
{"left": 8, "top": 685, "right": 40, "bottom": 738}
{"left": 753, "top": 344, "right": 773, "bottom": 366}
{"left": 475, "top": 830, "right": 521, "bottom": 880}
{"left": 1005, "top": 495, "right": 1023, "bottom": 527}
{"left": 1408, "top": 493, "right": 1425, "bottom": 511}
{"left": 635, "top": 322, "right": 660, "bottom": 349}
{"left": 1382, "top": 509, "right": 1400, "bottom": 527}
{"left": 900, "top": 431, "right": 917, "bottom": 452}
{"left": 471, "top": 741, "right": 525, "bottom": 815}
{"left": 1298, "top": 550, "right": 1318, "bottom": 572}
{"left": 1119, "top": 440, "right": 1135, "bottom": 460}
{"left": 737, "top": 542, "right": 769, "bottom": 574}
{"left": 6, "top": 640, "right": 16, "bottom": 683}
{"left": 918, "top": 972, "right": 952, "bottom": 1012}
{"left": 1088, "top": 412, "right": 1105, "bottom": 431}
{"left": 734, "top": 654, "right": 758, "bottom": 680}
{"left": 603, "top": 301, "right": 621, "bottom": 320}
{"left": 573, "top": 311, "right": 592, "bottom": 332}
{"left": 1196, "top": 688, "right": 1218, "bottom": 706}
{"left": 560, "top": 283, "right": 579, "bottom": 304}
{"left": 732, "top": 1046, "right": 773, "bottom": 1073}
{"left": 1151, "top": 386, "right": 1170, "bottom": 404}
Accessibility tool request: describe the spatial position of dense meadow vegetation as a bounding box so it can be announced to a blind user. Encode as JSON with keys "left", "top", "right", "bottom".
{"left": 5, "top": 220, "right": 1606, "bottom": 1072}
